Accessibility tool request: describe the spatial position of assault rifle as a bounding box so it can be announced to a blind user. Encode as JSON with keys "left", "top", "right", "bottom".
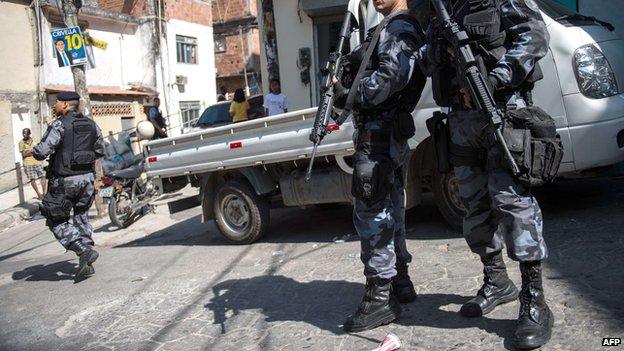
{"left": 430, "top": 0, "right": 520, "bottom": 175}
{"left": 306, "top": 12, "right": 356, "bottom": 181}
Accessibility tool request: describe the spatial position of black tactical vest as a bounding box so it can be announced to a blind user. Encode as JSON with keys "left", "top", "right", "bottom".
{"left": 345, "top": 12, "right": 426, "bottom": 115}
{"left": 51, "top": 112, "right": 98, "bottom": 177}
{"left": 431, "top": 0, "right": 543, "bottom": 106}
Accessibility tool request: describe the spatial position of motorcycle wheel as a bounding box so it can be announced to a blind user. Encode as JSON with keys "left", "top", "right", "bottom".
{"left": 108, "top": 191, "right": 134, "bottom": 229}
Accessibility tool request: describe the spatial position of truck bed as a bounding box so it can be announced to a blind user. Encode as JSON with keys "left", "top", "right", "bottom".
{"left": 144, "top": 92, "right": 440, "bottom": 179}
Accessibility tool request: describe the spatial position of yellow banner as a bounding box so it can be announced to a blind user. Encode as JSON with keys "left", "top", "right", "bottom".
{"left": 84, "top": 33, "right": 108, "bottom": 50}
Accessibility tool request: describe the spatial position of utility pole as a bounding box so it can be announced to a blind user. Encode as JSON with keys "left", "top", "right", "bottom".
{"left": 59, "top": 0, "right": 106, "bottom": 218}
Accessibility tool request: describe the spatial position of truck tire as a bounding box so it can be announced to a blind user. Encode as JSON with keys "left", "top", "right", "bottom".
{"left": 214, "top": 179, "right": 269, "bottom": 244}
{"left": 432, "top": 167, "right": 465, "bottom": 231}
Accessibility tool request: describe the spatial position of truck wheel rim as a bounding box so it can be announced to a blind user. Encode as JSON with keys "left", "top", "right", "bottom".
{"left": 447, "top": 174, "right": 465, "bottom": 213}
{"left": 221, "top": 194, "right": 251, "bottom": 233}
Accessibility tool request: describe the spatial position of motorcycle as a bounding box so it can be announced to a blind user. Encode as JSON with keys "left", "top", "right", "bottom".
{"left": 99, "top": 160, "right": 158, "bottom": 229}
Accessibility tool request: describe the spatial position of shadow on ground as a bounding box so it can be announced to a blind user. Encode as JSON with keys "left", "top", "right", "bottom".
{"left": 205, "top": 275, "right": 517, "bottom": 348}
{"left": 11, "top": 260, "right": 76, "bottom": 282}
{"left": 120, "top": 177, "right": 624, "bottom": 332}
{"left": 116, "top": 195, "right": 458, "bottom": 248}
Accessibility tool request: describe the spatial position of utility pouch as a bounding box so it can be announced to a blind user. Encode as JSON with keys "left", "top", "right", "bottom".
{"left": 426, "top": 111, "right": 451, "bottom": 173}
{"left": 72, "top": 151, "right": 95, "bottom": 167}
{"left": 393, "top": 110, "right": 416, "bottom": 141}
{"left": 352, "top": 131, "right": 393, "bottom": 205}
{"left": 40, "top": 188, "right": 72, "bottom": 223}
{"left": 503, "top": 107, "right": 564, "bottom": 186}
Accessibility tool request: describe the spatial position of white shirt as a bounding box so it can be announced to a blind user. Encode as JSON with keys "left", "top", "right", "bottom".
{"left": 264, "top": 93, "right": 288, "bottom": 116}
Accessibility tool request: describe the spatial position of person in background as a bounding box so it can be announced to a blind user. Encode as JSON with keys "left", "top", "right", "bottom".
{"left": 264, "top": 79, "right": 288, "bottom": 116}
{"left": 18, "top": 128, "right": 47, "bottom": 199}
{"left": 148, "top": 97, "right": 168, "bottom": 139}
{"left": 217, "top": 86, "right": 228, "bottom": 102}
{"left": 230, "top": 88, "right": 250, "bottom": 123}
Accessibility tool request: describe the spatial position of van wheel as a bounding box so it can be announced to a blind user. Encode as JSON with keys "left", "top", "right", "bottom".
{"left": 432, "top": 168, "right": 465, "bottom": 231}
{"left": 214, "top": 179, "right": 269, "bottom": 244}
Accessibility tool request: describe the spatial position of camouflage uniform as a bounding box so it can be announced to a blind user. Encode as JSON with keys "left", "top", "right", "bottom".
{"left": 422, "top": 0, "right": 550, "bottom": 262}
{"left": 448, "top": 110, "right": 547, "bottom": 261}
{"left": 353, "top": 123, "right": 412, "bottom": 279}
{"left": 34, "top": 112, "right": 105, "bottom": 249}
{"left": 345, "top": 12, "right": 425, "bottom": 279}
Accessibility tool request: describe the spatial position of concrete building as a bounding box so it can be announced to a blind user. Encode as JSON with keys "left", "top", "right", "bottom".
{"left": 212, "top": 0, "right": 262, "bottom": 98}
{"left": 0, "top": 0, "right": 216, "bottom": 192}
{"left": 0, "top": 0, "right": 44, "bottom": 192}
{"left": 158, "top": 0, "right": 217, "bottom": 134}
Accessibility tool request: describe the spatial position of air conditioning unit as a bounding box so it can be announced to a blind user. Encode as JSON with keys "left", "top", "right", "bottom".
{"left": 175, "top": 75, "right": 188, "bottom": 85}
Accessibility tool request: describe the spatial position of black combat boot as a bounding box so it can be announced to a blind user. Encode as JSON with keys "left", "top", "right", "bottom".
{"left": 344, "top": 278, "right": 402, "bottom": 332}
{"left": 393, "top": 264, "right": 417, "bottom": 303}
{"left": 69, "top": 241, "right": 99, "bottom": 283}
{"left": 514, "top": 261, "right": 554, "bottom": 349}
{"left": 461, "top": 251, "right": 518, "bottom": 317}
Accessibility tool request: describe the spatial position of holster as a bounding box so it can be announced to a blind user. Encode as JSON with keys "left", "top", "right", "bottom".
{"left": 40, "top": 180, "right": 72, "bottom": 223}
{"left": 503, "top": 107, "right": 564, "bottom": 187}
{"left": 352, "top": 130, "right": 393, "bottom": 206}
{"left": 426, "top": 111, "right": 451, "bottom": 173}
{"left": 393, "top": 109, "right": 416, "bottom": 141}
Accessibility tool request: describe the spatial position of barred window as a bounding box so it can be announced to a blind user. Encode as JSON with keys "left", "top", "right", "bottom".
{"left": 176, "top": 35, "right": 198, "bottom": 64}
{"left": 180, "top": 101, "right": 201, "bottom": 131}
{"left": 215, "top": 35, "right": 227, "bottom": 53}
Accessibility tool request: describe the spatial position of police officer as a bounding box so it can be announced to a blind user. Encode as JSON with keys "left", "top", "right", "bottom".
{"left": 416, "top": 0, "right": 553, "bottom": 348}
{"left": 31, "top": 92, "right": 105, "bottom": 282}
{"left": 332, "top": 0, "right": 427, "bottom": 332}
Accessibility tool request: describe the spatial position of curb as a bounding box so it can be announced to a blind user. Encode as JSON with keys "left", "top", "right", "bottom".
{"left": 0, "top": 200, "right": 41, "bottom": 233}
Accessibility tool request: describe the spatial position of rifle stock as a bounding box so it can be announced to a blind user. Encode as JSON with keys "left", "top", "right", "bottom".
{"left": 430, "top": 0, "right": 520, "bottom": 175}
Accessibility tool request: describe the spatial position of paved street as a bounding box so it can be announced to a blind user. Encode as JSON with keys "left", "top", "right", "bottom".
{"left": 0, "top": 177, "right": 623, "bottom": 351}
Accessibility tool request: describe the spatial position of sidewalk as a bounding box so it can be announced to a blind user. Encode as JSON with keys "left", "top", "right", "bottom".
{"left": 0, "top": 186, "right": 41, "bottom": 232}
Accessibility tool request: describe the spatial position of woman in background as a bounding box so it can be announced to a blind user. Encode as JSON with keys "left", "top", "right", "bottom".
{"left": 230, "top": 88, "right": 249, "bottom": 123}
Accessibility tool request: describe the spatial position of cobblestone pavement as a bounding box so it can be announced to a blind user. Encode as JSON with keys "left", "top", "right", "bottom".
{"left": 0, "top": 177, "right": 623, "bottom": 350}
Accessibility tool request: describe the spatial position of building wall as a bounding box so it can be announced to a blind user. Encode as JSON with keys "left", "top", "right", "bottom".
{"left": 261, "top": 0, "right": 317, "bottom": 111}
{"left": 40, "top": 16, "right": 152, "bottom": 91}
{"left": 0, "top": 1, "right": 39, "bottom": 192}
{"left": 159, "top": 19, "right": 216, "bottom": 135}
{"left": 97, "top": 0, "right": 150, "bottom": 16}
{"left": 0, "top": 1, "right": 37, "bottom": 93}
{"left": 212, "top": 0, "right": 257, "bottom": 22}
{"left": 213, "top": 0, "right": 261, "bottom": 97}
{"left": 166, "top": 0, "right": 212, "bottom": 27}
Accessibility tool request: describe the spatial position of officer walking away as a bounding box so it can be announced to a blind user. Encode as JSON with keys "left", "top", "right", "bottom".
{"left": 28, "top": 92, "right": 105, "bottom": 282}
{"left": 148, "top": 97, "right": 168, "bottom": 139}
{"left": 417, "top": 0, "right": 553, "bottom": 348}
{"left": 332, "top": 0, "right": 427, "bottom": 332}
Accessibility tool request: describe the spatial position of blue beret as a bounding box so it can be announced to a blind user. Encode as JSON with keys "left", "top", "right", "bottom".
{"left": 57, "top": 92, "right": 81, "bottom": 101}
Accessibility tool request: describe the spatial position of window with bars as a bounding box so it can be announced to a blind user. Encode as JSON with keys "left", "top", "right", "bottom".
{"left": 180, "top": 101, "right": 202, "bottom": 130}
{"left": 215, "top": 35, "right": 227, "bottom": 53}
{"left": 176, "top": 35, "right": 198, "bottom": 64}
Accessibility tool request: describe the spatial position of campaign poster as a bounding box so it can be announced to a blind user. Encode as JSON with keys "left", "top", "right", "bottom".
{"left": 51, "top": 26, "right": 88, "bottom": 67}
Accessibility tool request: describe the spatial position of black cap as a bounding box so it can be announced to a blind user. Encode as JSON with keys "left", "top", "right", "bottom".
{"left": 57, "top": 92, "right": 81, "bottom": 101}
